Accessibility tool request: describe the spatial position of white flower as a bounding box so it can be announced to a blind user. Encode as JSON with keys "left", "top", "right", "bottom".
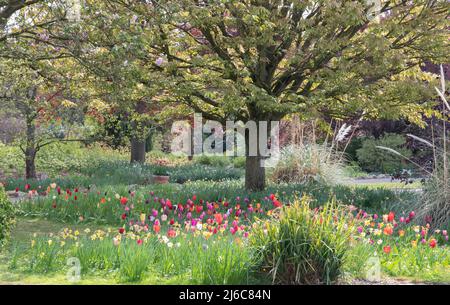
{"left": 176, "top": 242, "right": 181, "bottom": 248}
{"left": 167, "top": 242, "right": 173, "bottom": 248}
{"left": 161, "top": 214, "right": 168, "bottom": 222}
{"left": 196, "top": 223, "right": 203, "bottom": 231}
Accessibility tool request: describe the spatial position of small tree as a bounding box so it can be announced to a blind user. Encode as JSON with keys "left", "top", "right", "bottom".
{"left": 0, "top": 59, "right": 83, "bottom": 178}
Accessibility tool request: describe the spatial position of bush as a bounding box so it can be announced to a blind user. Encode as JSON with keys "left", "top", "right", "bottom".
{"left": 251, "top": 197, "right": 353, "bottom": 284}
{"left": 270, "top": 144, "right": 344, "bottom": 185}
{"left": 194, "top": 154, "right": 232, "bottom": 167}
{"left": 356, "top": 133, "right": 412, "bottom": 174}
{"left": 232, "top": 157, "right": 246, "bottom": 168}
{"left": 0, "top": 184, "right": 16, "bottom": 247}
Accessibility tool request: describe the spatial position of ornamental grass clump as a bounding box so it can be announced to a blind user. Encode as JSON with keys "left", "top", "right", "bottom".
{"left": 270, "top": 144, "right": 344, "bottom": 185}
{"left": 250, "top": 197, "right": 353, "bottom": 284}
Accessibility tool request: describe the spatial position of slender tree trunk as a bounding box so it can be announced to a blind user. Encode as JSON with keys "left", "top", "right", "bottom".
{"left": 25, "top": 118, "right": 37, "bottom": 179}
{"left": 245, "top": 124, "right": 266, "bottom": 191}
{"left": 130, "top": 100, "right": 147, "bottom": 164}
{"left": 188, "top": 126, "right": 194, "bottom": 161}
{"left": 130, "top": 137, "right": 146, "bottom": 163}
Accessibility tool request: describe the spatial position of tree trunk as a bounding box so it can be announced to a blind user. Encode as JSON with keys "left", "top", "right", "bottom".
{"left": 130, "top": 137, "right": 146, "bottom": 163}
{"left": 25, "top": 118, "right": 37, "bottom": 179}
{"left": 130, "top": 100, "right": 147, "bottom": 164}
{"left": 25, "top": 149, "right": 36, "bottom": 179}
{"left": 244, "top": 124, "right": 266, "bottom": 191}
{"left": 188, "top": 126, "right": 194, "bottom": 161}
{"left": 245, "top": 155, "right": 266, "bottom": 191}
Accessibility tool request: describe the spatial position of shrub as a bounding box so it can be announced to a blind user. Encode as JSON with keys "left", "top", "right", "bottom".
{"left": 0, "top": 184, "right": 16, "bottom": 247}
{"left": 270, "top": 144, "right": 344, "bottom": 185}
{"left": 356, "top": 133, "right": 412, "bottom": 173}
{"left": 194, "top": 154, "right": 232, "bottom": 167}
{"left": 250, "top": 197, "right": 353, "bottom": 284}
{"left": 232, "top": 157, "right": 246, "bottom": 169}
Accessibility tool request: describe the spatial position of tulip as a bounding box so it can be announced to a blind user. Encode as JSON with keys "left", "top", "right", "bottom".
{"left": 388, "top": 212, "right": 395, "bottom": 222}
{"left": 429, "top": 239, "right": 437, "bottom": 248}
{"left": 168, "top": 229, "right": 176, "bottom": 238}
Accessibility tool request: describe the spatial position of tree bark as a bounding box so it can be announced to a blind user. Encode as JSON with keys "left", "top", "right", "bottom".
{"left": 245, "top": 154, "right": 266, "bottom": 191}
{"left": 244, "top": 124, "right": 266, "bottom": 191}
{"left": 25, "top": 117, "right": 37, "bottom": 179}
{"left": 130, "top": 100, "right": 147, "bottom": 163}
{"left": 130, "top": 137, "right": 146, "bottom": 163}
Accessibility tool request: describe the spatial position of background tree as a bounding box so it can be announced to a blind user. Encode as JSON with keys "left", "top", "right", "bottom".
{"left": 0, "top": 58, "right": 85, "bottom": 178}
{"left": 29, "top": 0, "right": 170, "bottom": 163}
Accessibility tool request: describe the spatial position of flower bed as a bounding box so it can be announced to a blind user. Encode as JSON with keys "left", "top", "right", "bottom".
{"left": 5, "top": 182, "right": 449, "bottom": 284}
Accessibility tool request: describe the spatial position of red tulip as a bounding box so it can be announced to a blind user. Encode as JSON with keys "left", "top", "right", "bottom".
{"left": 137, "top": 239, "right": 143, "bottom": 245}
{"left": 153, "top": 224, "right": 161, "bottom": 233}
{"left": 273, "top": 200, "right": 282, "bottom": 208}
{"left": 120, "top": 197, "right": 128, "bottom": 205}
{"left": 214, "top": 213, "right": 223, "bottom": 225}
{"left": 121, "top": 213, "right": 127, "bottom": 220}
{"left": 118, "top": 228, "right": 125, "bottom": 234}
{"left": 429, "top": 239, "right": 437, "bottom": 248}
{"left": 388, "top": 212, "right": 395, "bottom": 222}
{"left": 383, "top": 245, "right": 391, "bottom": 254}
